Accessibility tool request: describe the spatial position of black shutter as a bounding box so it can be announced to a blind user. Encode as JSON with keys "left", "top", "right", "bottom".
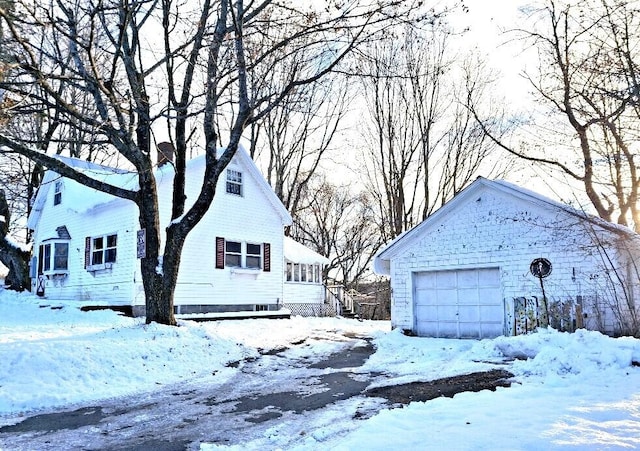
{"left": 84, "top": 237, "right": 91, "bottom": 269}
{"left": 215, "top": 237, "right": 225, "bottom": 269}
{"left": 263, "top": 243, "right": 271, "bottom": 272}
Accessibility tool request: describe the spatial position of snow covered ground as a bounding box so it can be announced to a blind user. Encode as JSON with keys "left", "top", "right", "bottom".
{"left": 1, "top": 288, "right": 640, "bottom": 450}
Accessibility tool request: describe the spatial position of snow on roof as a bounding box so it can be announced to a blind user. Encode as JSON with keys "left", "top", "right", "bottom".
{"left": 284, "top": 237, "right": 330, "bottom": 265}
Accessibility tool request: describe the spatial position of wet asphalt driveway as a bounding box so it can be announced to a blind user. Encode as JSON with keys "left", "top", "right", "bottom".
{"left": 0, "top": 337, "right": 382, "bottom": 450}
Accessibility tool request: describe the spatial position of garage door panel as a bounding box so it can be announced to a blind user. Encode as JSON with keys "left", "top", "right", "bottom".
{"left": 437, "top": 322, "right": 459, "bottom": 338}
{"left": 415, "top": 273, "right": 437, "bottom": 290}
{"left": 457, "top": 270, "right": 478, "bottom": 288}
{"left": 436, "top": 271, "right": 457, "bottom": 288}
{"left": 479, "top": 305, "right": 501, "bottom": 320}
{"left": 478, "top": 268, "right": 501, "bottom": 285}
{"left": 415, "top": 289, "right": 438, "bottom": 306}
{"left": 438, "top": 288, "right": 458, "bottom": 304}
{"left": 481, "top": 323, "right": 504, "bottom": 337}
{"left": 458, "top": 323, "right": 481, "bottom": 339}
{"left": 436, "top": 305, "right": 457, "bottom": 321}
{"left": 457, "top": 288, "right": 480, "bottom": 305}
{"left": 458, "top": 305, "right": 480, "bottom": 322}
{"left": 416, "top": 305, "right": 438, "bottom": 319}
{"left": 414, "top": 268, "right": 503, "bottom": 339}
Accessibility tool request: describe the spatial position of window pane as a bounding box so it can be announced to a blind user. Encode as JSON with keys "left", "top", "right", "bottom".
{"left": 246, "top": 243, "right": 261, "bottom": 256}
{"left": 93, "top": 251, "right": 103, "bottom": 265}
{"left": 43, "top": 244, "right": 51, "bottom": 271}
{"left": 225, "top": 241, "right": 241, "bottom": 253}
{"left": 294, "top": 264, "right": 300, "bottom": 282}
{"left": 105, "top": 248, "right": 117, "bottom": 263}
{"left": 315, "top": 265, "right": 321, "bottom": 283}
{"left": 246, "top": 256, "right": 261, "bottom": 268}
{"left": 225, "top": 254, "right": 241, "bottom": 267}
{"left": 54, "top": 243, "right": 69, "bottom": 270}
{"left": 93, "top": 237, "right": 104, "bottom": 250}
{"left": 107, "top": 234, "right": 117, "bottom": 247}
{"left": 286, "top": 262, "right": 292, "bottom": 281}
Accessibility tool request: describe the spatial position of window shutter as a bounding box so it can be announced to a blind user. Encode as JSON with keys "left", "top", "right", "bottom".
{"left": 263, "top": 243, "right": 271, "bottom": 272}
{"left": 215, "top": 237, "right": 225, "bottom": 269}
{"left": 84, "top": 237, "right": 91, "bottom": 269}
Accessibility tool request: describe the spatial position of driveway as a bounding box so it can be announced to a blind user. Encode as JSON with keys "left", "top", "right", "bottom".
{"left": 0, "top": 333, "right": 512, "bottom": 450}
{"left": 0, "top": 336, "right": 384, "bottom": 450}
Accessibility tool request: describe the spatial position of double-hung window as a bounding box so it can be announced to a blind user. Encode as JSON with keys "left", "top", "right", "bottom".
{"left": 246, "top": 243, "right": 262, "bottom": 269}
{"left": 87, "top": 233, "right": 117, "bottom": 269}
{"left": 53, "top": 180, "right": 63, "bottom": 206}
{"left": 226, "top": 169, "right": 243, "bottom": 196}
{"left": 224, "top": 241, "right": 242, "bottom": 267}
{"left": 216, "top": 237, "right": 270, "bottom": 272}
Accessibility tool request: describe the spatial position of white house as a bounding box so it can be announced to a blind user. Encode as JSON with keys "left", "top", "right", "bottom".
{"left": 374, "top": 177, "right": 640, "bottom": 338}
{"left": 27, "top": 146, "right": 330, "bottom": 318}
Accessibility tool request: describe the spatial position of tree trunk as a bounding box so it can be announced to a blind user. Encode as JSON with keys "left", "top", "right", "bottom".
{"left": 0, "top": 189, "right": 30, "bottom": 291}
{"left": 0, "top": 242, "right": 30, "bottom": 291}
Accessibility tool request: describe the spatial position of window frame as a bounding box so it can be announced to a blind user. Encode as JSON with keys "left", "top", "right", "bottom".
{"left": 87, "top": 233, "right": 118, "bottom": 270}
{"left": 285, "top": 262, "right": 323, "bottom": 284}
{"left": 53, "top": 180, "right": 63, "bottom": 206}
{"left": 224, "top": 240, "right": 242, "bottom": 267}
{"left": 225, "top": 169, "right": 243, "bottom": 196}
{"left": 39, "top": 240, "right": 69, "bottom": 275}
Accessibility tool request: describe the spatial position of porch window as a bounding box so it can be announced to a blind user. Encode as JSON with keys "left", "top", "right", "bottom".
{"left": 285, "top": 263, "right": 322, "bottom": 284}
{"left": 226, "top": 169, "right": 243, "bottom": 196}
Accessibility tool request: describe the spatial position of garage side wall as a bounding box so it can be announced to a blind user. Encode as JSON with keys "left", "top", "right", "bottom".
{"left": 389, "top": 186, "right": 630, "bottom": 336}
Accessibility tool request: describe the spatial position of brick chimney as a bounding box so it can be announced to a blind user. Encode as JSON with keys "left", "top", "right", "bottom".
{"left": 157, "top": 142, "right": 175, "bottom": 167}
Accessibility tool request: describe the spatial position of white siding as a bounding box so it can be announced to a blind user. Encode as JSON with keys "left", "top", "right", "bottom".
{"left": 151, "top": 158, "right": 287, "bottom": 308}
{"left": 284, "top": 282, "right": 325, "bottom": 304}
{"left": 31, "top": 178, "right": 138, "bottom": 305}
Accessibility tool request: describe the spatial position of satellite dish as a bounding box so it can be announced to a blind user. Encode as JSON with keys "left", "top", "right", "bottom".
{"left": 530, "top": 258, "right": 552, "bottom": 279}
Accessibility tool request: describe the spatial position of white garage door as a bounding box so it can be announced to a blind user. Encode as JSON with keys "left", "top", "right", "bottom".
{"left": 414, "top": 268, "right": 504, "bottom": 339}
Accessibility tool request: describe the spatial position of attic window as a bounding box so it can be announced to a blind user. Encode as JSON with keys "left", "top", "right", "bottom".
{"left": 226, "top": 169, "right": 243, "bottom": 196}
{"left": 53, "top": 180, "right": 63, "bottom": 206}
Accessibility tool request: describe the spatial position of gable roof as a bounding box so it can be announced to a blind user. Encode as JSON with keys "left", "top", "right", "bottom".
{"left": 27, "top": 156, "right": 135, "bottom": 229}
{"left": 27, "top": 145, "right": 292, "bottom": 229}
{"left": 373, "top": 177, "right": 639, "bottom": 275}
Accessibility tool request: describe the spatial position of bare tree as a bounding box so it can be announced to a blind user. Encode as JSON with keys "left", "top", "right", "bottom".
{"left": 475, "top": 0, "right": 640, "bottom": 231}
{"left": 251, "top": 74, "right": 350, "bottom": 216}
{"left": 359, "top": 24, "right": 510, "bottom": 241}
{"left": 0, "top": 0, "right": 420, "bottom": 324}
{"left": 292, "top": 175, "right": 382, "bottom": 290}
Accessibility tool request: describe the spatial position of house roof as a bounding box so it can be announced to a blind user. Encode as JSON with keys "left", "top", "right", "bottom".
{"left": 27, "top": 145, "right": 292, "bottom": 229}
{"left": 283, "top": 237, "right": 330, "bottom": 265}
{"left": 27, "top": 156, "right": 136, "bottom": 229}
{"left": 373, "top": 176, "right": 639, "bottom": 275}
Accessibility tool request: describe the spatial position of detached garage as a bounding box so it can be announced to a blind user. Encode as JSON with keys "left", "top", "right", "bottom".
{"left": 374, "top": 178, "right": 640, "bottom": 338}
